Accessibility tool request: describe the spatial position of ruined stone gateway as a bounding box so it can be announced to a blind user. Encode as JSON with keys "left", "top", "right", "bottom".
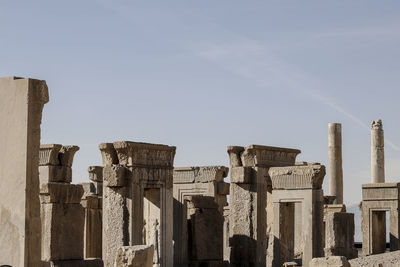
{"left": 0, "top": 76, "right": 399, "bottom": 267}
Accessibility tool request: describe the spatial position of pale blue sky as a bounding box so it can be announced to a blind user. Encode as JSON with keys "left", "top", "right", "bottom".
{"left": 1, "top": 1, "right": 400, "bottom": 205}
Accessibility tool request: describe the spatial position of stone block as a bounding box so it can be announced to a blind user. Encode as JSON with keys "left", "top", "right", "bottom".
{"left": 349, "top": 250, "right": 400, "bottom": 267}
{"left": 81, "top": 182, "right": 97, "bottom": 198}
{"left": 114, "top": 245, "right": 154, "bottom": 267}
{"left": 40, "top": 183, "right": 84, "bottom": 204}
{"left": 230, "top": 166, "right": 253, "bottom": 184}
{"left": 240, "top": 145, "right": 300, "bottom": 167}
{"left": 41, "top": 203, "right": 85, "bottom": 261}
{"left": 309, "top": 256, "right": 350, "bottom": 267}
{"left": 103, "top": 165, "right": 126, "bottom": 187}
{"left": 362, "top": 182, "right": 400, "bottom": 200}
{"left": 89, "top": 166, "right": 103, "bottom": 182}
{"left": 217, "top": 182, "right": 230, "bottom": 195}
{"left": 174, "top": 166, "right": 228, "bottom": 184}
{"left": 0, "top": 76, "right": 48, "bottom": 267}
{"left": 39, "top": 165, "right": 72, "bottom": 184}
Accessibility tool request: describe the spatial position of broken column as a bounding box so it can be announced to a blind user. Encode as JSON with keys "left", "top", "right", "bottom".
{"left": 100, "top": 141, "right": 176, "bottom": 267}
{"left": 227, "top": 145, "right": 301, "bottom": 267}
{"left": 269, "top": 163, "right": 325, "bottom": 267}
{"left": 173, "top": 166, "right": 229, "bottom": 266}
{"left": 81, "top": 166, "right": 103, "bottom": 259}
{"left": 0, "top": 77, "right": 48, "bottom": 267}
{"left": 371, "top": 119, "right": 385, "bottom": 183}
{"left": 324, "top": 212, "right": 357, "bottom": 259}
{"left": 328, "top": 123, "right": 343, "bottom": 204}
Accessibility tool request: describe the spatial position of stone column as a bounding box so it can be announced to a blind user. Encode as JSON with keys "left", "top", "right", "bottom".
{"left": 371, "top": 120, "right": 385, "bottom": 183}
{"left": 328, "top": 123, "right": 343, "bottom": 204}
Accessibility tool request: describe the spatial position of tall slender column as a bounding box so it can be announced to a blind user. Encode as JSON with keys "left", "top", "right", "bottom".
{"left": 328, "top": 123, "right": 343, "bottom": 204}
{"left": 371, "top": 120, "right": 385, "bottom": 183}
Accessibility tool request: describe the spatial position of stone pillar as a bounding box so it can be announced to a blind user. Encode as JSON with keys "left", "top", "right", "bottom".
{"left": 328, "top": 123, "right": 343, "bottom": 204}
{"left": 0, "top": 77, "right": 48, "bottom": 267}
{"left": 227, "top": 145, "right": 301, "bottom": 267}
{"left": 81, "top": 166, "right": 103, "bottom": 259}
{"left": 371, "top": 119, "right": 385, "bottom": 183}
{"left": 172, "top": 166, "right": 229, "bottom": 266}
{"left": 324, "top": 212, "right": 357, "bottom": 259}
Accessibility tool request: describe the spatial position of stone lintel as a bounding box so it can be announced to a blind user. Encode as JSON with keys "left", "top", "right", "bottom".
{"left": 39, "top": 144, "right": 62, "bottom": 166}
{"left": 227, "top": 144, "right": 300, "bottom": 168}
{"left": 269, "top": 164, "right": 325, "bottom": 190}
{"left": 173, "top": 166, "right": 229, "bottom": 184}
{"left": 39, "top": 183, "right": 84, "bottom": 204}
{"left": 113, "top": 141, "right": 176, "bottom": 167}
{"left": 230, "top": 166, "right": 253, "bottom": 184}
{"left": 103, "top": 165, "right": 126, "bottom": 187}
{"left": 88, "top": 166, "right": 103, "bottom": 182}
{"left": 362, "top": 183, "right": 400, "bottom": 201}
{"left": 82, "top": 195, "right": 102, "bottom": 209}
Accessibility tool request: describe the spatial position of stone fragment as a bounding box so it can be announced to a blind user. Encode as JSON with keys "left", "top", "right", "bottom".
{"left": 0, "top": 77, "right": 48, "bottom": 267}
{"left": 89, "top": 166, "right": 104, "bottom": 182}
{"left": 309, "top": 256, "right": 350, "bottom": 267}
{"left": 349, "top": 250, "right": 400, "bottom": 267}
{"left": 114, "top": 245, "right": 154, "bottom": 267}
{"left": 269, "top": 164, "right": 325, "bottom": 190}
{"left": 103, "top": 165, "right": 126, "bottom": 187}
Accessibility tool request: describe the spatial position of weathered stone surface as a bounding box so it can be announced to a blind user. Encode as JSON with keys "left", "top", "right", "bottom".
{"left": 240, "top": 145, "right": 300, "bottom": 167}
{"left": 230, "top": 166, "right": 253, "bottom": 184}
{"left": 309, "top": 256, "right": 350, "bottom": 267}
{"left": 83, "top": 195, "right": 102, "bottom": 259}
{"left": 324, "top": 212, "right": 357, "bottom": 259}
{"left": 42, "top": 259, "right": 104, "bottom": 267}
{"left": 103, "top": 165, "right": 126, "bottom": 187}
{"left": 39, "top": 144, "right": 62, "bottom": 166}
{"left": 328, "top": 123, "right": 343, "bottom": 204}
{"left": 174, "top": 166, "right": 228, "bottom": 183}
{"left": 41, "top": 203, "right": 85, "bottom": 261}
{"left": 349, "top": 250, "right": 400, "bottom": 267}
{"left": 114, "top": 245, "right": 154, "bottom": 267}
{"left": 371, "top": 119, "right": 385, "bottom": 183}
{"left": 269, "top": 164, "right": 325, "bottom": 190}
{"left": 362, "top": 182, "right": 400, "bottom": 200}
{"left": 0, "top": 77, "right": 48, "bottom": 267}
{"left": 40, "top": 183, "right": 84, "bottom": 204}
{"left": 39, "top": 165, "right": 72, "bottom": 184}
{"left": 89, "top": 166, "right": 104, "bottom": 182}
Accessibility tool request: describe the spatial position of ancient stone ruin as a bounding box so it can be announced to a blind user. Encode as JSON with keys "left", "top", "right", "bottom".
{"left": 0, "top": 76, "right": 400, "bottom": 267}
